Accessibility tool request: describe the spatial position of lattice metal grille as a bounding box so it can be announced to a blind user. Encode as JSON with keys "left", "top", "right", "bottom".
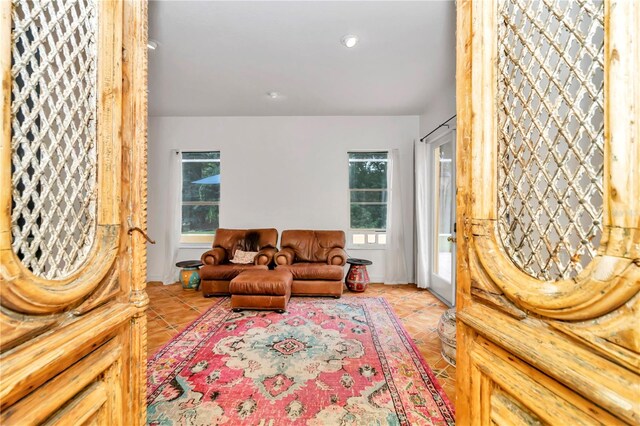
{"left": 496, "top": 0, "right": 604, "bottom": 281}
{"left": 10, "top": 0, "right": 98, "bottom": 279}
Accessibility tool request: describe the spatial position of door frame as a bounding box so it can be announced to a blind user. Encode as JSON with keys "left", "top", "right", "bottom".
{"left": 428, "top": 129, "right": 457, "bottom": 306}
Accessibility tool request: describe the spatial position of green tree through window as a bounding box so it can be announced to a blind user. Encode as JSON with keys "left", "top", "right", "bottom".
{"left": 181, "top": 152, "right": 220, "bottom": 235}
{"left": 348, "top": 152, "right": 388, "bottom": 229}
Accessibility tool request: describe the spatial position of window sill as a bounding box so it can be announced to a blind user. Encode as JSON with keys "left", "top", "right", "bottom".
{"left": 179, "top": 243, "right": 212, "bottom": 250}
{"left": 347, "top": 246, "right": 387, "bottom": 251}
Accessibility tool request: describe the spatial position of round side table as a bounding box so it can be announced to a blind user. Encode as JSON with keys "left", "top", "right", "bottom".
{"left": 345, "top": 258, "right": 372, "bottom": 292}
{"left": 176, "top": 260, "right": 203, "bottom": 290}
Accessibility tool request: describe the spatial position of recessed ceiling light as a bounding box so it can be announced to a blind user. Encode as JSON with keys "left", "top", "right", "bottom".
{"left": 341, "top": 35, "right": 359, "bottom": 48}
{"left": 267, "top": 91, "right": 281, "bottom": 99}
{"left": 147, "top": 40, "right": 158, "bottom": 50}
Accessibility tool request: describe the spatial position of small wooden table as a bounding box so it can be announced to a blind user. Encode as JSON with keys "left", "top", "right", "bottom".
{"left": 345, "top": 258, "right": 372, "bottom": 292}
{"left": 176, "top": 260, "right": 203, "bottom": 290}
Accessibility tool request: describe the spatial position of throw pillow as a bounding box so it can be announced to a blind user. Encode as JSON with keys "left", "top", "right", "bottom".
{"left": 230, "top": 249, "right": 258, "bottom": 264}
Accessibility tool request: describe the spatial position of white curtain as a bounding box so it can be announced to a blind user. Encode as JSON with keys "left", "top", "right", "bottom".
{"left": 384, "top": 149, "right": 408, "bottom": 284}
{"left": 414, "top": 140, "right": 431, "bottom": 289}
{"left": 161, "top": 150, "right": 182, "bottom": 284}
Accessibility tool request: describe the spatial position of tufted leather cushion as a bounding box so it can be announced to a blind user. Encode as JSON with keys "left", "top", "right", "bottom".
{"left": 276, "top": 263, "right": 344, "bottom": 281}
{"left": 200, "top": 264, "right": 268, "bottom": 281}
{"left": 279, "top": 230, "right": 345, "bottom": 263}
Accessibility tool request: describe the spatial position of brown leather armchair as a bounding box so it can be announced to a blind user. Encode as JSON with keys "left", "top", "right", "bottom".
{"left": 275, "top": 230, "right": 347, "bottom": 297}
{"left": 200, "top": 228, "right": 278, "bottom": 296}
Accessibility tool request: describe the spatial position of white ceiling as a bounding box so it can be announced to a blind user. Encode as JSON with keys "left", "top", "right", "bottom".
{"left": 148, "top": 1, "right": 456, "bottom": 116}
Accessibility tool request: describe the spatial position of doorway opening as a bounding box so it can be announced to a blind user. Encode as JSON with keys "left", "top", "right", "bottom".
{"left": 429, "top": 129, "right": 456, "bottom": 306}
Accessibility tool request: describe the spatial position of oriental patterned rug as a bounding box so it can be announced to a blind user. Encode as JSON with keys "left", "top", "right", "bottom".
{"left": 147, "top": 297, "right": 455, "bottom": 425}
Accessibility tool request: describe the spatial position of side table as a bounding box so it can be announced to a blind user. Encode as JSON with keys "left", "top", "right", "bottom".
{"left": 176, "top": 260, "right": 203, "bottom": 290}
{"left": 345, "top": 258, "right": 372, "bottom": 292}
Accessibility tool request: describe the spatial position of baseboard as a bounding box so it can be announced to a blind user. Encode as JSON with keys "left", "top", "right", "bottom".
{"left": 146, "top": 275, "right": 413, "bottom": 287}
{"left": 147, "top": 274, "right": 163, "bottom": 283}
{"left": 369, "top": 278, "right": 416, "bottom": 285}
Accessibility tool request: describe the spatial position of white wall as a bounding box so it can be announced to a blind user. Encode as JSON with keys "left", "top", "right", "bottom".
{"left": 419, "top": 80, "right": 456, "bottom": 138}
{"left": 147, "top": 116, "right": 419, "bottom": 283}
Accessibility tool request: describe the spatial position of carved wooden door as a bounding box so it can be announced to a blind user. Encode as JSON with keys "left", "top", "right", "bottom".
{"left": 0, "top": 1, "right": 149, "bottom": 424}
{"left": 456, "top": 0, "right": 639, "bottom": 424}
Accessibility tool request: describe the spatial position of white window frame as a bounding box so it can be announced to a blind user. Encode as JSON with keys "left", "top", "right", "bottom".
{"left": 180, "top": 151, "right": 220, "bottom": 245}
{"left": 347, "top": 151, "right": 389, "bottom": 249}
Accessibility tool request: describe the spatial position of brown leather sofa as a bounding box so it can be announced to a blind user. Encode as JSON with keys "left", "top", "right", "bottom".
{"left": 200, "top": 228, "right": 278, "bottom": 296}
{"left": 274, "top": 230, "right": 347, "bottom": 297}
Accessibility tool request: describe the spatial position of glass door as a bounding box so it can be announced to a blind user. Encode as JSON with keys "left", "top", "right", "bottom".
{"left": 430, "top": 131, "right": 456, "bottom": 306}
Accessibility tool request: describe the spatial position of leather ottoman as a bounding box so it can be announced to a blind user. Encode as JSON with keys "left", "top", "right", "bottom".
{"left": 229, "top": 270, "right": 293, "bottom": 313}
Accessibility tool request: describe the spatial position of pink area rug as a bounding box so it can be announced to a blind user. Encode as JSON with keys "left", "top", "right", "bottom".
{"left": 147, "top": 297, "right": 455, "bottom": 425}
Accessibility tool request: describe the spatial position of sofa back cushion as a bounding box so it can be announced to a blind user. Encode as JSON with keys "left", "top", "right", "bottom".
{"left": 213, "top": 228, "right": 278, "bottom": 256}
{"left": 280, "top": 230, "right": 345, "bottom": 262}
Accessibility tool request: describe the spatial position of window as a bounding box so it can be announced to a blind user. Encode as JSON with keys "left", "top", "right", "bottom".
{"left": 181, "top": 152, "right": 220, "bottom": 243}
{"left": 348, "top": 152, "right": 388, "bottom": 246}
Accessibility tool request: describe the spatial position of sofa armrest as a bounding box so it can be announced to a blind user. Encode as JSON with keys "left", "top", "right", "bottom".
{"left": 274, "top": 247, "right": 295, "bottom": 265}
{"left": 255, "top": 247, "right": 277, "bottom": 266}
{"left": 327, "top": 248, "right": 347, "bottom": 266}
{"left": 201, "top": 247, "right": 227, "bottom": 265}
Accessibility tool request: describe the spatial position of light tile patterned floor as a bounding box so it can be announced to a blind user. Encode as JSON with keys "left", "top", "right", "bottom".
{"left": 146, "top": 282, "right": 456, "bottom": 408}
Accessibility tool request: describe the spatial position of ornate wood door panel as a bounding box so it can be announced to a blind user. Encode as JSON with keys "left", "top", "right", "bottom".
{"left": 0, "top": 1, "right": 149, "bottom": 424}
{"left": 456, "top": 0, "right": 639, "bottom": 424}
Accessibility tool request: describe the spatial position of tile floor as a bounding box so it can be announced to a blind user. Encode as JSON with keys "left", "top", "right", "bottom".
{"left": 146, "top": 282, "right": 456, "bottom": 407}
